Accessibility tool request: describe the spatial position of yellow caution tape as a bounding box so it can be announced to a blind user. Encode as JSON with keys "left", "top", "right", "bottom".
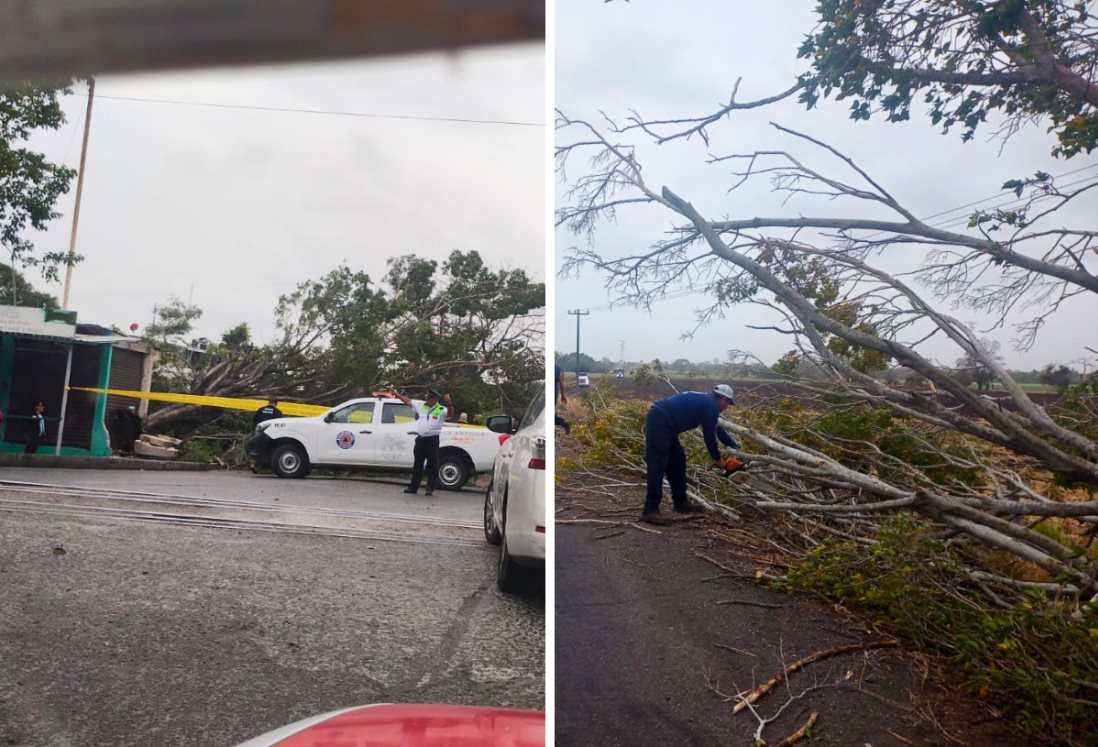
{"left": 66, "top": 386, "right": 489, "bottom": 427}
{"left": 66, "top": 387, "right": 329, "bottom": 417}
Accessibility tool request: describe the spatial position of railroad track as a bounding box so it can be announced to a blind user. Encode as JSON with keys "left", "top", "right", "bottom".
{"left": 0, "top": 480, "right": 483, "bottom": 548}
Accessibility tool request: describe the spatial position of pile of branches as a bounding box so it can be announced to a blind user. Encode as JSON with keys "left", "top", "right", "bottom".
{"left": 573, "top": 382, "right": 1098, "bottom": 606}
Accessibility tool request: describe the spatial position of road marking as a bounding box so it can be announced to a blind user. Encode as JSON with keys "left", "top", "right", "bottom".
{"left": 0, "top": 479, "right": 479, "bottom": 529}
{"left": 0, "top": 497, "right": 483, "bottom": 548}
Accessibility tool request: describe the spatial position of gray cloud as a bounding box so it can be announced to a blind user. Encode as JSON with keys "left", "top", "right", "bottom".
{"left": 22, "top": 44, "right": 544, "bottom": 345}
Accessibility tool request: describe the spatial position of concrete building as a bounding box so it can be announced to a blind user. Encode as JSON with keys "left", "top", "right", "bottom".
{"left": 0, "top": 306, "right": 154, "bottom": 456}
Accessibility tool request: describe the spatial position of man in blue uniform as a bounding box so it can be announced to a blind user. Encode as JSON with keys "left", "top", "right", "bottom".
{"left": 641, "top": 384, "right": 739, "bottom": 525}
{"left": 554, "top": 363, "right": 570, "bottom": 434}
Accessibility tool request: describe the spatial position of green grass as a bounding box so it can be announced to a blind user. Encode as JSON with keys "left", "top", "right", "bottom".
{"left": 985, "top": 382, "right": 1058, "bottom": 393}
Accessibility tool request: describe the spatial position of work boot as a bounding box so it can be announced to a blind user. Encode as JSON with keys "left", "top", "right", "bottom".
{"left": 673, "top": 500, "right": 704, "bottom": 514}
{"left": 403, "top": 488, "right": 417, "bottom": 495}
{"left": 640, "top": 508, "right": 673, "bottom": 526}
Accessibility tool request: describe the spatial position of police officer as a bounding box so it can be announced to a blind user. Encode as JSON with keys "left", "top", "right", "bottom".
{"left": 641, "top": 384, "right": 739, "bottom": 525}
{"left": 390, "top": 387, "right": 453, "bottom": 496}
{"left": 253, "top": 397, "right": 283, "bottom": 427}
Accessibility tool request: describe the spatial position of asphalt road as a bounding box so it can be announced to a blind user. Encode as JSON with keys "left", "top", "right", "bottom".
{"left": 0, "top": 468, "right": 544, "bottom": 747}
{"left": 555, "top": 523, "right": 1023, "bottom": 747}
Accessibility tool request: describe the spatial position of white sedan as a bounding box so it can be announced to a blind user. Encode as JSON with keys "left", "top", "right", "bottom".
{"left": 484, "top": 389, "right": 546, "bottom": 593}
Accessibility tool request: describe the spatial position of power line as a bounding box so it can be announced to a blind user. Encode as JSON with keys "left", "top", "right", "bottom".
{"left": 560, "top": 286, "right": 706, "bottom": 314}
{"left": 913, "top": 162, "right": 1098, "bottom": 225}
{"left": 71, "top": 92, "right": 543, "bottom": 128}
{"left": 931, "top": 169, "right": 1098, "bottom": 232}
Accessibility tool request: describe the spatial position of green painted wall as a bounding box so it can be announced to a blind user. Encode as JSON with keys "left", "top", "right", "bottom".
{"left": 88, "top": 345, "right": 112, "bottom": 455}
{"left": 0, "top": 337, "right": 117, "bottom": 457}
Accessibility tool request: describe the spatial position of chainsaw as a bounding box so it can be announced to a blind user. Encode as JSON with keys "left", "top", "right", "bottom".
{"left": 720, "top": 455, "right": 751, "bottom": 476}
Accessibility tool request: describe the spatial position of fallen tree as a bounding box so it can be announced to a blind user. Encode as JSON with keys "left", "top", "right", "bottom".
{"left": 144, "top": 251, "right": 544, "bottom": 435}
{"left": 558, "top": 111, "right": 1098, "bottom": 598}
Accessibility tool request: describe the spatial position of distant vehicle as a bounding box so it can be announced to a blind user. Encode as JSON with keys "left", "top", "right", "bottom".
{"left": 577, "top": 372, "right": 591, "bottom": 387}
{"left": 247, "top": 396, "right": 502, "bottom": 490}
{"left": 484, "top": 389, "right": 546, "bottom": 593}
{"left": 611, "top": 368, "right": 625, "bottom": 379}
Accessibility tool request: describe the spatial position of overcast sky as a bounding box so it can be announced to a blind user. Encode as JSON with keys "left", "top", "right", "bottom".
{"left": 555, "top": 1, "right": 1097, "bottom": 371}
{"left": 20, "top": 42, "right": 544, "bottom": 345}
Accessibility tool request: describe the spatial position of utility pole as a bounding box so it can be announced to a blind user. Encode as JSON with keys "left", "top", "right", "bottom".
{"left": 61, "top": 77, "right": 95, "bottom": 310}
{"left": 618, "top": 339, "right": 625, "bottom": 365}
{"left": 568, "top": 309, "right": 589, "bottom": 375}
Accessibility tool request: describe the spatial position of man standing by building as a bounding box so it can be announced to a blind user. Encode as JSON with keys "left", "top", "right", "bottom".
{"left": 389, "top": 387, "right": 453, "bottom": 496}
{"left": 641, "top": 384, "right": 739, "bottom": 526}
{"left": 109, "top": 405, "right": 143, "bottom": 453}
{"left": 253, "top": 397, "right": 283, "bottom": 427}
{"left": 25, "top": 401, "right": 45, "bottom": 454}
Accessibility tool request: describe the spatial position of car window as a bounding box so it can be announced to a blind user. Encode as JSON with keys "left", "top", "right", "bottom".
{"left": 329, "top": 402, "right": 375, "bottom": 424}
{"left": 518, "top": 389, "right": 545, "bottom": 431}
{"left": 382, "top": 402, "right": 415, "bottom": 425}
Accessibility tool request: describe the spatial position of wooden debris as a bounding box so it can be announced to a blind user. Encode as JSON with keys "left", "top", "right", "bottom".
{"left": 593, "top": 530, "right": 626, "bottom": 541}
{"left": 732, "top": 640, "right": 900, "bottom": 715}
{"left": 772, "top": 711, "right": 819, "bottom": 747}
{"left": 716, "top": 642, "right": 759, "bottom": 658}
{"left": 715, "top": 599, "right": 782, "bottom": 609}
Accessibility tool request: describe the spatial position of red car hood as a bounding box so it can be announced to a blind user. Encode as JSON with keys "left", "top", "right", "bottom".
{"left": 236, "top": 704, "right": 545, "bottom": 747}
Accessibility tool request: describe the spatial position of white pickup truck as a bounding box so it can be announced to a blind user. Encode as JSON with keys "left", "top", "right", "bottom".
{"left": 246, "top": 396, "right": 504, "bottom": 490}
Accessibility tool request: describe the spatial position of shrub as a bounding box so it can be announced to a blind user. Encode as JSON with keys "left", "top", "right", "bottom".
{"left": 773, "top": 516, "right": 1098, "bottom": 745}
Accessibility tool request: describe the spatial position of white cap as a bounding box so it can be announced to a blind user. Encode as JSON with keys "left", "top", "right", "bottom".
{"left": 712, "top": 384, "right": 736, "bottom": 404}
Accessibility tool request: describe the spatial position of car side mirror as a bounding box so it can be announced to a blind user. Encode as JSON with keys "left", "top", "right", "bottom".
{"left": 323, "top": 412, "right": 333, "bottom": 423}
{"left": 486, "top": 415, "right": 512, "bottom": 435}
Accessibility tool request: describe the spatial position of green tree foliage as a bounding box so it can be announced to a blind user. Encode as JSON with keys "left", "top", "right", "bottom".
{"left": 145, "top": 296, "right": 203, "bottom": 345}
{"left": 276, "top": 251, "right": 544, "bottom": 416}
{"left": 553, "top": 351, "right": 609, "bottom": 373}
{"left": 1039, "top": 363, "right": 1080, "bottom": 393}
{"left": 147, "top": 252, "right": 543, "bottom": 432}
{"left": 0, "top": 260, "right": 58, "bottom": 308}
{"left": 0, "top": 83, "right": 78, "bottom": 283}
{"left": 799, "top": 0, "right": 1098, "bottom": 156}
{"left": 723, "top": 244, "right": 890, "bottom": 376}
{"left": 1049, "top": 370, "right": 1098, "bottom": 447}
{"left": 275, "top": 264, "right": 389, "bottom": 395}
{"left": 220, "top": 322, "right": 251, "bottom": 349}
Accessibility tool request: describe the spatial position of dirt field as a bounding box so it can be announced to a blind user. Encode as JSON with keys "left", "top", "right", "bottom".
{"left": 570, "top": 375, "right": 1066, "bottom": 411}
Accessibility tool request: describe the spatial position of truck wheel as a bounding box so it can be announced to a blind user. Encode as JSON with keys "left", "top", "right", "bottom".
{"left": 271, "top": 443, "right": 308, "bottom": 479}
{"left": 437, "top": 453, "right": 470, "bottom": 491}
